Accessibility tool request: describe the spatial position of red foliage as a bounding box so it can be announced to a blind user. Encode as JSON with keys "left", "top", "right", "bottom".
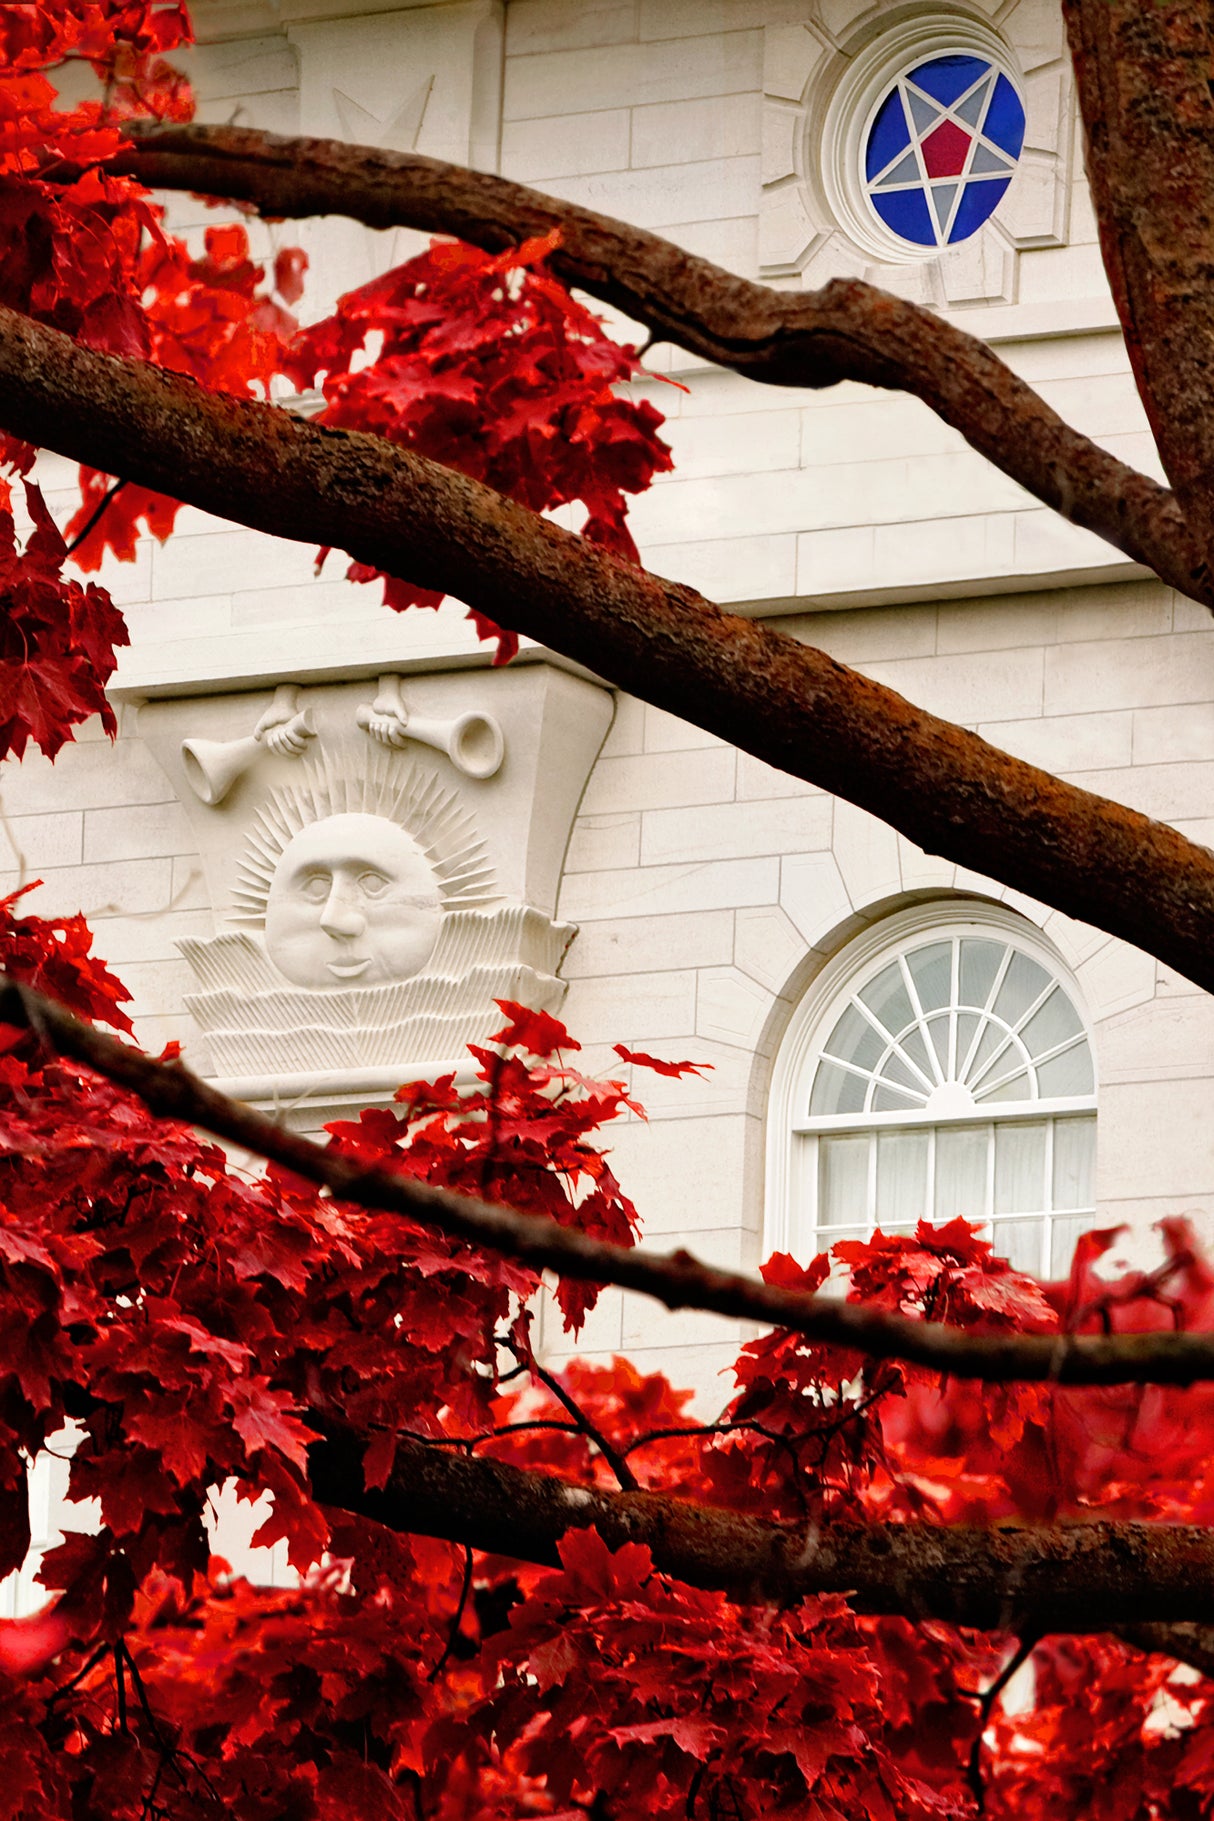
{"left": 0, "top": 9, "right": 1212, "bottom": 1820}
{"left": 285, "top": 233, "right": 674, "bottom": 661}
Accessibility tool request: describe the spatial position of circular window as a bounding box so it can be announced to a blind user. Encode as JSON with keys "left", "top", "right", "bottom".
{"left": 862, "top": 52, "right": 1025, "bottom": 250}
{"left": 818, "top": 17, "right": 1027, "bottom": 264}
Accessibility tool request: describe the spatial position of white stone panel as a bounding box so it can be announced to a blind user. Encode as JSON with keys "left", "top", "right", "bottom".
{"left": 501, "top": 108, "right": 631, "bottom": 179}
{"left": 536, "top": 155, "right": 761, "bottom": 230}
{"left": 977, "top": 711, "right": 1134, "bottom": 775}
{"left": 1133, "top": 704, "right": 1214, "bottom": 766}
{"left": 565, "top": 813, "right": 641, "bottom": 873}
{"left": 696, "top": 967, "right": 774, "bottom": 1049}
{"left": 734, "top": 904, "right": 809, "bottom": 994}
{"left": 831, "top": 799, "right": 902, "bottom": 910}
{"left": 504, "top": 30, "right": 763, "bottom": 117}
{"left": 1097, "top": 1080, "right": 1214, "bottom": 1202}
{"left": 505, "top": 0, "right": 638, "bottom": 54}
{"left": 778, "top": 850, "right": 853, "bottom": 947}
{"left": 83, "top": 801, "right": 196, "bottom": 866}
{"left": 605, "top": 1113, "right": 756, "bottom": 1236}
{"left": 559, "top": 858, "right": 780, "bottom": 922}
{"left": 564, "top": 910, "right": 735, "bottom": 979}
{"left": 633, "top": 91, "right": 761, "bottom": 167}
{"left": 581, "top": 747, "right": 738, "bottom": 814}
{"left": 641, "top": 796, "right": 831, "bottom": 865}
{"left": 642, "top": 709, "right": 729, "bottom": 754}
{"left": 561, "top": 970, "right": 699, "bottom": 1043}
{"left": 1077, "top": 941, "right": 1159, "bottom": 1023}
{"left": 0, "top": 811, "right": 84, "bottom": 874}
{"left": 0, "top": 859, "right": 176, "bottom": 923}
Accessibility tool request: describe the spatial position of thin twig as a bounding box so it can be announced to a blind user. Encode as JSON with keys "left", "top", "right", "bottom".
{"left": 64, "top": 476, "right": 126, "bottom": 557}
{"left": 427, "top": 1545, "right": 473, "bottom": 1682}
{"left": 966, "top": 1633, "right": 1039, "bottom": 1813}
{"left": 522, "top": 1353, "right": 639, "bottom": 1491}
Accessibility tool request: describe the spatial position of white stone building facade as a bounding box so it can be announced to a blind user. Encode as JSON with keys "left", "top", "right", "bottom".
{"left": 3, "top": 0, "right": 1211, "bottom": 1437}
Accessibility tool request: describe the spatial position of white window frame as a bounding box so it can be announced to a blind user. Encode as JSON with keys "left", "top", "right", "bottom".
{"left": 764, "top": 902, "right": 1098, "bottom": 1267}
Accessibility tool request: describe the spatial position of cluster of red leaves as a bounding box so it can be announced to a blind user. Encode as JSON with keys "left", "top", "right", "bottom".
{"left": 284, "top": 233, "right": 674, "bottom": 660}
{"left": 0, "top": 479, "right": 128, "bottom": 760}
{"left": 0, "top": 3, "right": 308, "bottom": 754}
{"left": 468, "top": 1527, "right": 978, "bottom": 1821}
{"left": 2, "top": 895, "right": 1214, "bottom": 1817}
{"left": 0, "top": 5, "right": 674, "bottom": 751}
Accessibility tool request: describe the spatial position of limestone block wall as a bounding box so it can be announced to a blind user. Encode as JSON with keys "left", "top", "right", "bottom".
{"left": 548, "top": 576, "right": 1214, "bottom": 1395}
{"left": 0, "top": 0, "right": 1207, "bottom": 1415}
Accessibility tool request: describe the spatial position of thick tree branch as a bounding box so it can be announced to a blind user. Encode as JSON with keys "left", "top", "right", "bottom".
{"left": 14, "top": 974, "right": 1214, "bottom": 1389}
{"left": 105, "top": 123, "right": 1206, "bottom": 603}
{"left": 0, "top": 309, "right": 1213, "bottom": 991}
{"left": 1064, "top": 0, "right": 1214, "bottom": 575}
{"left": 310, "top": 1427, "right": 1214, "bottom": 1632}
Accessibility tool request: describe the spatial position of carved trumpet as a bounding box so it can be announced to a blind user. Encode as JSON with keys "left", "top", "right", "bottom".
{"left": 181, "top": 684, "right": 315, "bottom": 806}
{"left": 356, "top": 678, "right": 504, "bottom": 780}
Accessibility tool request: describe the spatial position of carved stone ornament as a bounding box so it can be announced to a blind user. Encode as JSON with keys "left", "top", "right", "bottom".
{"left": 760, "top": 0, "right": 1074, "bottom": 308}
{"left": 138, "top": 664, "right": 612, "bottom": 1105}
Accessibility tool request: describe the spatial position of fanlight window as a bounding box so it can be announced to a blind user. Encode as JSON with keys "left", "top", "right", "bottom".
{"left": 772, "top": 916, "right": 1097, "bottom": 1278}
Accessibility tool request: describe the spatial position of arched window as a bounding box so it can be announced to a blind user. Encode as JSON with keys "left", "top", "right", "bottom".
{"left": 766, "top": 906, "right": 1097, "bottom": 1276}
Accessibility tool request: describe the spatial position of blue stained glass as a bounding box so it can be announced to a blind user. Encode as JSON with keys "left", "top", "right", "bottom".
{"left": 865, "top": 87, "right": 910, "bottom": 178}
{"left": 908, "top": 53, "right": 988, "bottom": 107}
{"left": 947, "top": 174, "right": 1011, "bottom": 243}
{"left": 871, "top": 185, "right": 936, "bottom": 246}
{"left": 983, "top": 72, "right": 1026, "bottom": 157}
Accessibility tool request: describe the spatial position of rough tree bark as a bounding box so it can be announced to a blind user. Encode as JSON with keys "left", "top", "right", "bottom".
{"left": 0, "top": 307, "right": 1212, "bottom": 988}
{"left": 102, "top": 122, "right": 1206, "bottom": 603}
{"left": 12, "top": 973, "right": 1214, "bottom": 1390}
{"left": 1064, "top": 0, "right": 1214, "bottom": 575}
{"left": 309, "top": 1428, "right": 1214, "bottom": 1634}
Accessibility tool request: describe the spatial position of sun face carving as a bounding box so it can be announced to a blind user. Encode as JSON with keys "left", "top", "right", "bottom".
{"left": 231, "top": 749, "right": 496, "bottom": 990}
{"left": 264, "top": 812, "right": 445, "bottom": 987}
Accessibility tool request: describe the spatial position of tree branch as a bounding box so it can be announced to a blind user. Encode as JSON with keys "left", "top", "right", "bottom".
{"left": 1, "top": 307, "right": 1213, "bottom": 990}
{"left": 1063, "top": 0, "right": 1214, "bottom": 576}
{"left": 310, "top": 1427, "right": 1214, "bottom": 1633}
{"left": 105, "top": 123, "right": 1207, "bottom": 603}
{"left": 13, "top": 974, "right": 1214, "bottom": 1389}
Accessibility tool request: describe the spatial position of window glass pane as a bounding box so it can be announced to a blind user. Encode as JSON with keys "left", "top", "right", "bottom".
{"left": 907, "top": 941, "right": 953, "bottom": 1012}
{"left": 994, "top": 1122, "right": 1047, "bottom": 1215}
{"left": 953, "top": 1010, "right": 979, "bottom": 1076}
{"left": 1050, "top": 1213, "right": 1094, "bottom": 1277}
{"left": 899, "top": 1025, "right": 937, "bottom": 1085}
{"left": 968, "top": 1019, "right": 1011, "bottom": 1085}
{"left": 934, "top": 1125, "right": 990, "bottom": 1221}
{"left": 859, "top": 962, "right": 915, "bottom": 1038}
{"left": 976, "top": 1069, "right": 1033, "bottom": 1105}
{"left": 1036, "top": 1043, "right": 1094, "bottom": 1098}
{"left": 959, "top": 939, "right": 1003, "bottom": 1009}
{"left": 809, "top": 1061, "right": 868, "bottom": 1116}
{"left": 991, "top": 1217, "right": 1046, "bottom": 1275}
{"left": 926, "top": 1011, "right": 952, "bottom": 1075}
{"left": 872, "top": 1084, "right": 921, "bottom": 1112}
{"left": 992, "top": 950, "right": 1051, "bottom": 1027}
{"left": 876, "top": 1129, "right": 930, "bottom": 1225}
{"left": 883, "top": 1051, "right": 929, "bottom": 1097}
{"left": 820, "top": 1135, "right": 870, "bottom": 1227}
{"left": 1019, "top": 987, "right": 1083, "bottom": 1061}
{"left": 1053, "top": 1117, "right": 1095, "bottom": 1211}
{"left": 822, "top": 1003, "right": 885, "bottom": 1072}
